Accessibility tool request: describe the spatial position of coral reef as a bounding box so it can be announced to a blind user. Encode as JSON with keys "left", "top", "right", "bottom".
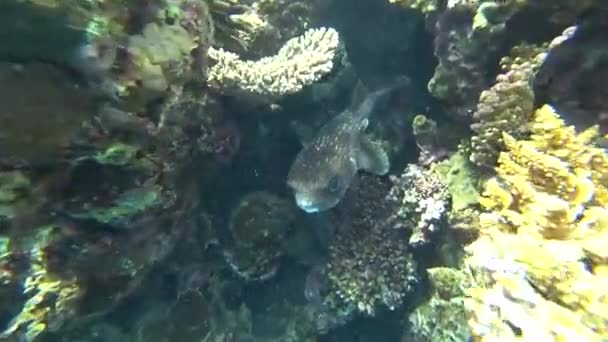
{"left": 388, "top": 0, "right": 443, "bottom": 14}
{"left": 0, "top": 0, "right": 121, "bottom": 73}
{"left": 398, "top": 0, "right": 600, "bottom": 125}
{"left": 432, "top": 151, "right": 480, "bottom": 213}
{"left": 126, "top": 22, "right": 197, "bottom": 93}
{"left": 469, "top": 24, "right": 581, "bottom": 169}
{"left": 223, "top": 191, "right": 297, "bottom": 281}
{"left": 478, "top": 105, "right": 608, "bottom": 239}
{"left": 255, "top": 0, "right": 316, "bottom": 42}
{"left": 0, "top": 63, "right": 99, "bottom": 164}
{"left": 406, "top": 267, "right": 472, "bottom": 342}
{"left": 156, "top": 87, "right": 241, "bottom": 165}
{"left": 319, "top": 175, "right": 418, "bottom": 319}
{"left": 412, "top": 114, "right": 445, "bottom": 165}
{"left": 469, "top": 43, "right": 546, "bottom": 168}
{"left": 412, "top": 113, "right": 464, "bottom": 165}
{"left": 113, "top": 0, "right": 214, "bottom": 107}
{"left": 388, "top": 164, "right": 450, "bottom": 247}
{"left": 534, "top": 24, "right": 608, "bottom": 135}
{"left": 426, "top": 5, "right": 505, "bottom": 120}
{"left": 0, "top": 35, "right": 216, "bottom": 342}
{"left": 208, "top": 0, "right": 276, "bottom": 56}
{"left": 0, "top": 227, "right": 83, "bottom": 341}
{"left": 4, "top": 0, "right": 608, "bottom": 341}
{"left": 465, "top": 104, "right": 608, "bottom": 340}
{"left": 0, "top": 191, "right": 190, "bottom": 340}
{"left": 207, "top": 26, "right": 340, "bottom": 103}
{"left": 431, "top": 150, "right": 482, "bottom": 266}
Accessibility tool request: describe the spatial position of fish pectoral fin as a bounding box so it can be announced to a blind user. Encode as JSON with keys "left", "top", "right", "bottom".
{"left": 356, "top": 135, "right": 390, "bottom": 175}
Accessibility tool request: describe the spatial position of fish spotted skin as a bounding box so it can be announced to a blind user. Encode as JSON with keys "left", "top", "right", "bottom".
{"left": 287, "top": 77, "right": 407, "bottom": 213}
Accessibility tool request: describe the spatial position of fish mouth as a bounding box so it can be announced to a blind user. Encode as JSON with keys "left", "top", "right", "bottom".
{"left": 295, "top": 194, "right": 321, "bottom": 213}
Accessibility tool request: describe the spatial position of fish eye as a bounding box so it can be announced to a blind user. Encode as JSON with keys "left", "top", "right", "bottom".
{"left": 327, "top": 176, "right": 341, "bottom": 193}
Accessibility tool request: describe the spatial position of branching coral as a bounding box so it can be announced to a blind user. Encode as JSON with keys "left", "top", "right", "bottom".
{"left": 466, "top": 104, "right": 608, "bottom": 340}
{"left": 478, "top": 104, "right": 608, "bottom": 239}
{"left": 206, "top": 26, "right": 340, "bottom": 103}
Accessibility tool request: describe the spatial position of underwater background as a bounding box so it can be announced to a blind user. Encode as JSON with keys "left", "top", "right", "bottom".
{"left": 1, "top": 0, "right": 608, "bottom": 341}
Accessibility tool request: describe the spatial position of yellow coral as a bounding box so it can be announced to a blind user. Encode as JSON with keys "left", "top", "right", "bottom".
{"left": 467, "top": 104, "right": 608, "bottom": 341}
{"left": 480, "top": 105, "right": 607, "bottom": 239}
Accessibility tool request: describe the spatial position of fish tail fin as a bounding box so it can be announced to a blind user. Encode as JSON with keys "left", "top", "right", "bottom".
{"left": 388, "top": 75, "right": 410, "bottom": 90}
{"left": 350, "top": 75, "right": 410, "bottom": 121}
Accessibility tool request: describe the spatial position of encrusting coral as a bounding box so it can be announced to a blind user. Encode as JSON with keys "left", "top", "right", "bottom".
{"left": 406, "top": 267, "right": 472, "bottom": 342}
{"left": 0, "top": 227, "right": 83, "bottom": 341}
{"left": 127, "top": 22, "right": 197, "bottom": 93}
{"left": 426, "top": 6, "right": 506, "bottom": 120}
{"left": 469, "top": 25, "right": 580, "bottom": 169}
{"left": 465, "top": 104, "right": 608, "bottom": 341}
{"left": 469, "top": 44, "right": 546, "bottom": 169}
{"left": 314, "top": 175, "right": 418, "bottom": 321}
{"left": 206, "top": 26, "right": 340, "bottom": 103}
{"left": 208, "top": 0, "right": 273, "bottom": 54}
{"left": 223, "top": 191, "right": 297, "bottom": 281}
{"left": 387, "top": 165, "right": 450, "bottom": 248}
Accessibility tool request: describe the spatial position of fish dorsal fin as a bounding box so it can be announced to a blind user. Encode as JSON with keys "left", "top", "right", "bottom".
{"left": 356, "top": 134, "right": 390, "bottom": 175}
{"left": 349, "top": 80, "right": 369, "bottom": 111}
{"left": 290, "top": 120, "right": 315, "bottom": 147}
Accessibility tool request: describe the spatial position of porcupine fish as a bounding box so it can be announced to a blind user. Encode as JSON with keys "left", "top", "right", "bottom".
{"left": 287, "top": 77, "right": 407, "bottom": 213}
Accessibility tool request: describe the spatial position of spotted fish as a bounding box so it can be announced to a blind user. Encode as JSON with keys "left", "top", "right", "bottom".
{"left": 287, "top": 77, "right": 407, "bottom": 213}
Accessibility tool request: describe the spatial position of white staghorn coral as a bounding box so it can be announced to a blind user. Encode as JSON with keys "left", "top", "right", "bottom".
{"left": 206, "top": 27, "right": 340, "bottom": 103}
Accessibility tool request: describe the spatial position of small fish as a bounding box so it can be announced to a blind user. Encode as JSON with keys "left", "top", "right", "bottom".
{"left": 287, "top": 77, "right": 407, "bottom": 213}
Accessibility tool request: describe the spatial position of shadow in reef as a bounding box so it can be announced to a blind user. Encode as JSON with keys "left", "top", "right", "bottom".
{"left": 319, "top": 308, "right": 403, "bottom": 342}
